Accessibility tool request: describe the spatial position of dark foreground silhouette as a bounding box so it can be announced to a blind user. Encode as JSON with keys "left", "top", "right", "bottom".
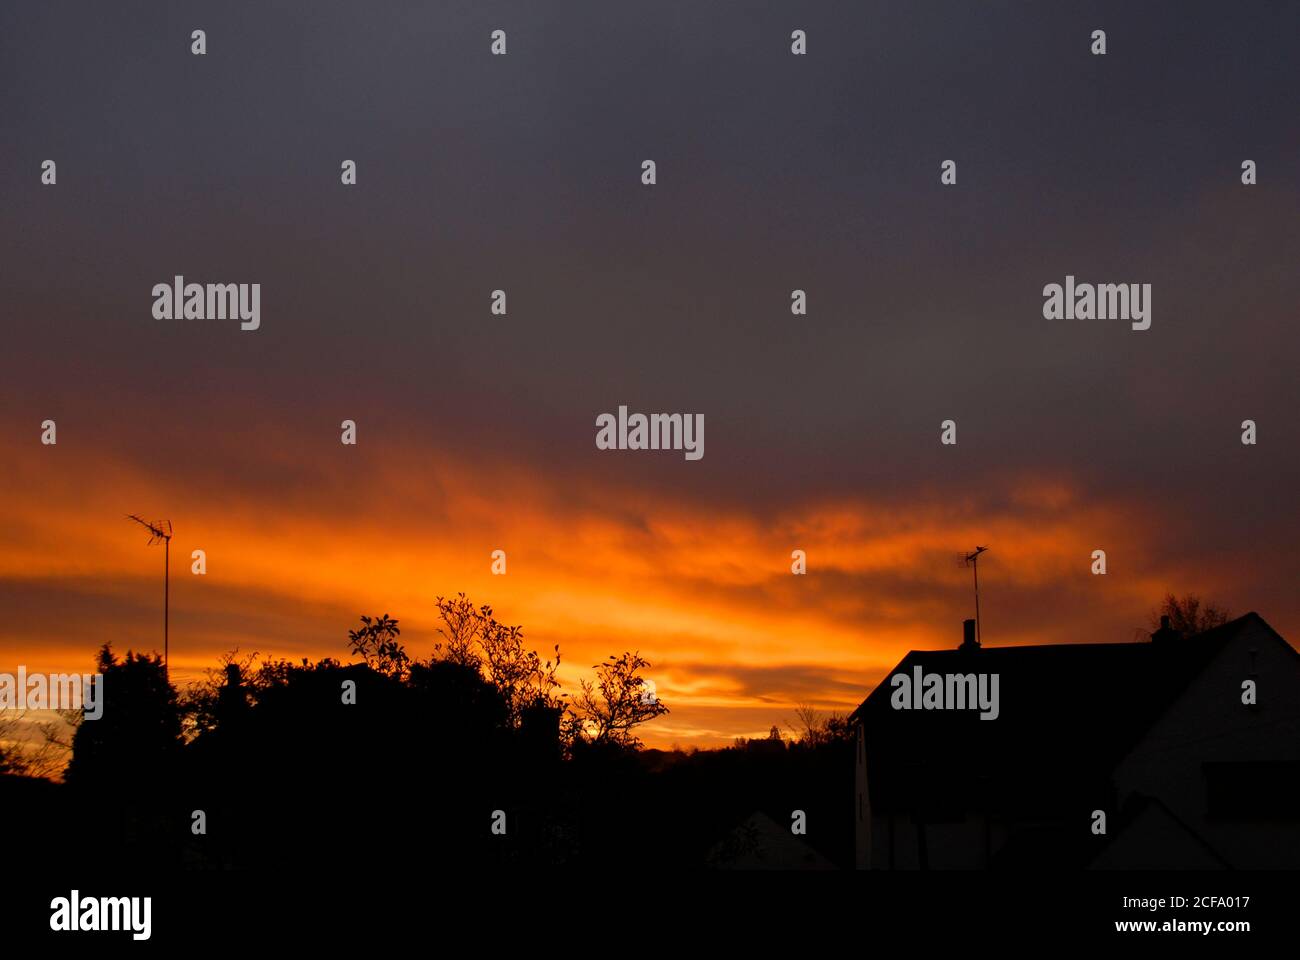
{"left": 10, "top": 596, "right": 1293, "bottom": 873}
{"left": 3, "top": 617, "right": 853, "bottom": 872}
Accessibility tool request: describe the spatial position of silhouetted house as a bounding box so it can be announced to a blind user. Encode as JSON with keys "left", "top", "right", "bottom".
{"left": 706, "top": 811, "right": 835, "bottom": 870}
{"left": 851, "top": 613, "right": 1300, "bottom": 869}
{"left": 745, "top": 726, "right": 787, "bottom": 754}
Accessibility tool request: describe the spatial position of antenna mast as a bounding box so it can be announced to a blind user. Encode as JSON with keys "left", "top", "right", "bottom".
{"left": 127, "top": 515, "right": 173, "bottom": 677}
{"left": 963, "top": 546, "right": 988, "bottom": 645}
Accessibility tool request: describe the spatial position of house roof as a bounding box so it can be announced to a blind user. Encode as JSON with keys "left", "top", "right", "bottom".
{"left": 705, "top": 810, "right": 837, "bottom": 870}
{"left": 851, "top": 612, "right": 1286, "bottom": 816}
{"left": 1087, "top": 793, "right": 1234, "bottom": 870}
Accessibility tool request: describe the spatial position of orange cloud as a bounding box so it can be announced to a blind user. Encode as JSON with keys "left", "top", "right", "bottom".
{"left": 0, "top": 432, "right": 1290, "bottom": 751}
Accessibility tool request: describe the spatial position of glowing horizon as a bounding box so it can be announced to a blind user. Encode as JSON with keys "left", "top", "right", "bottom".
{"left": 3, "top": 427, "right": 1288, "bottom": 753}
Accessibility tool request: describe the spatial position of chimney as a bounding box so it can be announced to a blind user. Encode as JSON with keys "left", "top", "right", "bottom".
{"left": 960, "top": 618, "right": 979, "bottom": 651}
{"left": 1150, "top": 614, "right": 1179, "bottom": 644}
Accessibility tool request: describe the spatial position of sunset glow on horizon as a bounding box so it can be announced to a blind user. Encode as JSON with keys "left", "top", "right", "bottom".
{"left": 4, "top": 424, "right": 1291, "bottom": 751}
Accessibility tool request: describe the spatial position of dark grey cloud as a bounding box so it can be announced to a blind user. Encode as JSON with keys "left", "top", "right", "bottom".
{"left": 1, "top": 1, "right": 1295, "bottom": 637}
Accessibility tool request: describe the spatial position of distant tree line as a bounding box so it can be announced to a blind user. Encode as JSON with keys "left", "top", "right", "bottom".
{"left": 0, "top": 591, "right": 1227, "bottom": 871}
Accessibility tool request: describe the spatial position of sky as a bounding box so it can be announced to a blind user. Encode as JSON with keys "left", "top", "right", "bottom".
{"left": 2, "top": 1, "right": 1297, "bottom": 749}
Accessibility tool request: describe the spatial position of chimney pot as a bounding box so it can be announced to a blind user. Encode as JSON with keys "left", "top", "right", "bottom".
{"left": 960, "top": 618, "right": 979, "bottom": 650}
{"left": 1151, "top": 615, "right": 1179, "bottom": 644}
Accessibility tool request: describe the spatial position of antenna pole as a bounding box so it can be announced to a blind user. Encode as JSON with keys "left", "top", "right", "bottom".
{"left": 963, "top": 546, "right": 988, "bottom": 645}
{"left": 127, "top": 514, "right": 173, "bottom": 680}
{"left": 164, "top": 535, "right": 169, "bottom": 678}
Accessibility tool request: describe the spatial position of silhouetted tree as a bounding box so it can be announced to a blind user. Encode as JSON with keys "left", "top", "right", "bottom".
{"left": 348, "top": 613, "right": 408, "bottom": 678}
{"left": 0, "top": 710, "right": 72, "bottom": 780}
{"left": 181, "top": 648, "right": 261, "bottom": 740}
{"left": 786, "top": 703, "right": 854, "bottom": 747}
{"left": 60, "top": 645, "right": 182, "bottom": 866}
{"left": 788, "top": 703, "right": 821, "bottom": 744}
{"left": 1148, "top": 593, "right": 1231, "bottom": 638}
{"left": 65, "top": 644, "right": 181, "bottom": 790}
{"left": 0, "top": 715, "right": 18, "bottom": 775}
{"left": 434, "top": 593, "right": 483, "bottom": 668}
{"left": 430, "top": 595, "right": 563, "bottom": 725}
{"left": 571, "top": 652, "right": 668, "bottom": 748}
{"left": 479, "top": 617, "right": 563, "bottom": 725}
{"left": 33, "top": 596, "right": 717, "bottom": 871}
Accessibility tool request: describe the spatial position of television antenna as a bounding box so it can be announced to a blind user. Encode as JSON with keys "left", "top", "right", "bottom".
{"left": 127, "top": 515, "right": 173, "bottom": 676}
{"left": 961, "top": 546, "right": 988, "bottom": 645}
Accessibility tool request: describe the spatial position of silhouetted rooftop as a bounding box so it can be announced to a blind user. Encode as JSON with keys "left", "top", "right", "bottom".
{"left": 851, "top": 613, "right": 1289, "bottom": 817}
